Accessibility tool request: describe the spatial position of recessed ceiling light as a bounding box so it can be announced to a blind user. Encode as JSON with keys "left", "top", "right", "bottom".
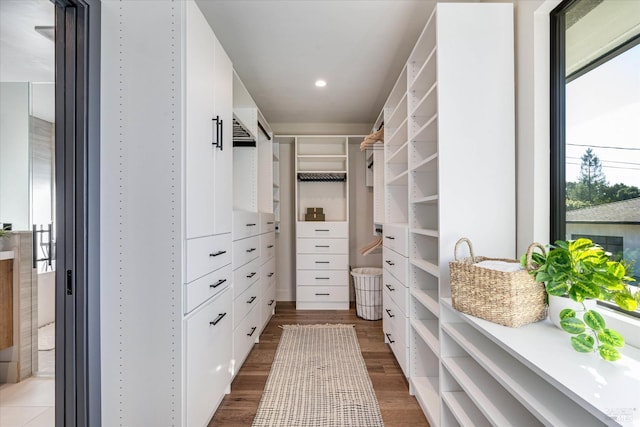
{"left": 315, "top": 79, "right": 327, "bottom": 88}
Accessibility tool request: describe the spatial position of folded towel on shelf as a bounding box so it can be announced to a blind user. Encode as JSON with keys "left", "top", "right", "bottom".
{"left": 475, "top": 260, "right": 523, "bottom": 272}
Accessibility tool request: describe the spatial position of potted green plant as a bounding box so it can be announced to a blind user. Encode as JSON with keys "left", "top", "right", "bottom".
{"left": 524, "top": 238, "right": 638, "bottom": 361}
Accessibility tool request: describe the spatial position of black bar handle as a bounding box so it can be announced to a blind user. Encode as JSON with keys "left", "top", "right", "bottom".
{"left": 246, "top": 248, "right": 256, "bottom": 253}
{"left": 267, "top": 221, "right": 274, "bottom": 225}
{"left": 315, "top": 277, "right": 330, "bottom": 280}
{"left": 246, "top": 223, "right": 256, "bottom": 227}
{"left": 209, "top": 250, "right": 226, "bottom": 257}
{"left": 247, "top": 326, "right": 257, "bottom": 337}
{"left": 267, "top": 272, "right": 274, "bottom": 277}
{"left": 246, "top": 272, "right": 257, "bottom": 278}
{"left": 385, "top": 333, "right": 395, "bottom": 344}
{"left": 315, "top": 293, "right": 330, "bottom": 296}
{"left": 385, "top": 260, "right": 395, "bottom": 266}
{"left": 315, "top": 245, "right": 330, "bottom": 248}
{"left": 385, "top": 284, "right": 395, "bottom": 291}
{"left": 247, "top": 296, "right": 257, "bottom": 304}
{"left": 210, "top": 279, "right": 227, "bottom": 288}
{"left": 315, "top": 261, "right": 330, "bottom": 264}
{"left": 268, "top": 299, "right": 275, "bottom": 306}
{"left": 385, "top": 235, "right": 395, "bottom": 240}
{"left": 212, "top": 115, "right": 221, "bottom": 149}
{"left": 315, "top": 229, "right": 330, "bottom": 232}
{"left": 267, "top": 245, "right": 274, "bottom": 249}
{"left": 218, "top": 118, "right": 224, "bottom": 151}
{"left": 385, "top": 309, "right": 395, "bottom": 318}
{"left": 210, "top": 312, "right": 227, "bottom": 326}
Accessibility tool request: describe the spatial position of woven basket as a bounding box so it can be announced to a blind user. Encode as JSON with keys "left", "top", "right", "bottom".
{"left": 449, "top": 238, "right": 547, "bottom": 328}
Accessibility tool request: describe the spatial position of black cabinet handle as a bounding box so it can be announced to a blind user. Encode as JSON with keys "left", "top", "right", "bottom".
{"left": 315, "top": 293, "right": 330, "bottom": 296}
{"left": 385, "top": 235, "right": 395, "bottom": 240}
{"left": 210, "top": 312, "right": 226, "bottom": 326}
{"left": 246, "top": 223, "right": 256, "bottom": 227}
{"left": 267, "top": 221, "right": 274, "bottom": 225}
{"left": 212, "top": 116, "right": 223, "bottom": 150}
{"left": 268, "top": 299, "right": 275, "bottom": 306}
{"left": 315, "top": 245, "right": 330, "bottom": 248}
{"left": 267, "top": 245, "right": 274, "bottom": 249}
{"left": 385, "top": 333, "right": 395, "bottom": 344}
{"left": 246, "top": 248, "right": 256, "bottom": 253}
{"left": 247, "top": 296, "right": 257, "bottom": 304}
{"left": 209, "top": 250, "right": 226, "bottom": 257}
{"left": 210, "top": 279, "right": 227, "bottom": 288}
{"left": 385, "top": 284, "right": 395, "bottom": 291}
{"left": 315, "top": 261, "right": 330, "bottom": 264}
{"left": 267, "top": 272, "right": 274, "bottom": 277}
{"left": 247, "top": 326, "right": 257, "bottom": 337}
{"left": 385, "top": 309, "right": 395, "bottom": 318}
{"left": 315, "top": 229, "right": 330, "bottom": 232}
{"left": 385, "top": 260, "right": 395, "bottom": 266}
{"left": 315, "top": 277, "right": 330, "bottom": 280}
{"left": 246, "top": 272, "right": 257, "bottom": 278}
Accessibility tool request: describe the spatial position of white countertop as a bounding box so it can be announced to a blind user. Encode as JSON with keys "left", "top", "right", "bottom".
{"left": 0, "top": 251, "right": 14, "bottom": 260}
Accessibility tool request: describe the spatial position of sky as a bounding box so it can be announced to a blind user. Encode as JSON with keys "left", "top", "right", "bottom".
{"left": 566, "top": 44, "right": 640, "bottom": 188}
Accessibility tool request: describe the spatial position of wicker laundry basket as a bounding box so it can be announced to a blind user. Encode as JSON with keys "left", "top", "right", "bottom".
{"left": 449, "top": 238, "right": 547, "bottom": 328}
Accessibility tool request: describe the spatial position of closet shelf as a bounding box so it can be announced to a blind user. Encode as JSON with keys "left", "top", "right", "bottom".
{"left": 411, "top": 153, "right": 438, "bottom": 173}
{"left": 411, "top": 377, "right": 440, "bottom": 427}
{"left": 387, "top": 170, "right": 409, "bottom": 186}
{"left": 411, "top": 319, "right": 440, "bottom": 357}
{"left": 297, "top": 172, "right": 346, "bottom": 182}
{"left": 411, "top": 195, "right": 438, "bottom": 205}
{"left": 442, "top": 392, "right": 491, "bottom": 427}
{"left": 410, "top": 228, "right": 438, "bottom": 238}
{"left": 411, "top": 288, "right": 439, "bottom": 317}
{"left": 413, "top": 114, "right": 438, "bottom": 143}
{"left": 387, "top": 141, "right": 409, "bottom": 164}
{"left": 233, "top": 117, "right": 256, "bottom": 146}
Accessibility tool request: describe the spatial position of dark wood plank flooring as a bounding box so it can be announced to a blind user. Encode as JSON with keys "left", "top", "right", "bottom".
{"left": 208, "top": 302, "right": 429, "bottom": 427}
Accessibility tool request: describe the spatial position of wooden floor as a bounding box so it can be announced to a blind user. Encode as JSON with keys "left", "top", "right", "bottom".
{"left": 208, "top": 302, "right": 429, "bottom": 427}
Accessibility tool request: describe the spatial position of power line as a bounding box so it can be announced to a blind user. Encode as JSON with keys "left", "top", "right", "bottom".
{"left": 567, "top": 161, "right": 640, "bottom": 171}
{"left": 567, "top": 143, "right": 640, "bottom": 151}
{"left": 567, "top": 156, "right": 640, "bottom": 166}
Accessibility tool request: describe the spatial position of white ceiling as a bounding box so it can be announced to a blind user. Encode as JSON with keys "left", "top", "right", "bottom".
{"left": 0, "top": 0, "right": 435, "bottom": 127}
{"left": 196, "top": 0, "right": 435, "bottom": 126}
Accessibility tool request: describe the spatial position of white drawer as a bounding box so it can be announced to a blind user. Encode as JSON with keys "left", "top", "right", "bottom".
{"left": 297, "top": 285, "right": 349, "bottom": 302}
{"left": 233, "top": 257, "right": 260, "bottom": 298}
{"left": 233, "top": 305, "right": 260, "bottom": 374}
{"left": 383, "top": 270, "right": 408, "bottom": 316}
{"left": 297, "top": 270, "right": 349, "bottom": 286}
{"left": 261, "top": 282, "right": 276, "bottom": 328}
{"left": 232, "top": 235, "right": 260, "bottom": 269}
{"left": 233, "top": 281, "right": 260, "bottom": 329}
{"left": 186, "top": 233, "right": 232, "bottom": 283}
{"left": 382, "top": 224, "right": 409, "bottom": 257}
{"left": 296, "top": 238, "right": 348, "bottom": 254}
{"left": 260, "top": 212, "right": 276, "bottom": 234}
{"left": 184, "top": 264, "right": 231, "bottom": 314}
{"left": 260, "top": 257, "right": 276, "bottom": 288}
{"left": 233, "top": 210, "right": 260, "bottom": 240}
{"left": 297, "top": 254, "right": 349, "bottom": 270}
{"left": 297, "top": 221, "right": 348, "bottom": 238}
{"left": 382, "top": 295, "right": 408, "bottom": 376}
{"left": 383, "top": 246, "right": 408, "bottom": 285}
{"left": 185, "top": 289, "right": 232, "bottom": 427}
{"left": 260, "top": 232, "right": 276, "bottom": 263}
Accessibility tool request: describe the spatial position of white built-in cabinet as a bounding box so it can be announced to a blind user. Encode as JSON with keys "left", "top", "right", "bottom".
{"left": 294, "top": 136, "right": 350, "bottom": 310}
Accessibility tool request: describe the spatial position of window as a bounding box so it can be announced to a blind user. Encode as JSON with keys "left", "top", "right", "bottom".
{"left": 551, "top": 0, "right": 640, "bottom": 284}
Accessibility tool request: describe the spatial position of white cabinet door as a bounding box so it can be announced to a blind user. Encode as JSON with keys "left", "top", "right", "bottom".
{"left": 185, "top": 2, "right": 215, "bottom": 239}
{"left": 212, "top": 36, "right": 233, "bottom": 235}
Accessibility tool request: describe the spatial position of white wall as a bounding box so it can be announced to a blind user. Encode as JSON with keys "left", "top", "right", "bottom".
{"left": 275, "top": 141, "right": 295, "bottom": 301}
{"left": 0, "top": 82, "right": 30, "bottom": 231}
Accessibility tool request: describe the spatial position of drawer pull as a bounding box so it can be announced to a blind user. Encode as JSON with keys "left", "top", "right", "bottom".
{"left": 316, "top": 277, "right": 330, "bottom": 280}
{"left": 385, "top": 284, "right": 395, "bottom": 291}
{"left": 267, "top": 221, "right": 274, "bottom": 225}
{"left": 385, "top": 260, "right": 395, "bottom": 266}
{"left": 267, "top": 272, "right": 275, "bottom": 277}
{"left": 209, "top": 312, "right": 227, "bottom": 326}
{"left": 385, "top": 333, "right": 395, "bottom": 344}
{"left": 246, "top": 248, "right": 256, "bottom": 253}
{"left": 246, "top": 223, "right": 256, "bottom": 227}
{"left": 315, "top": 261, "right": 330, "bottom": 264}
{"left": 268, "top": 299, "right": 275, "bottom": 306}
{"left": 385, "top": 309, "right": 395, "bottom": 318}
{"left": 246, "top": 272, "right": 257, "bottom": 279}
{"left": 267, "top": 244, "right": 274, "bottom": 249}
{"left": 315, "top": 293, "right": 330, "bottom": 296}
{"left": 315, "top": 245, "right": 330, "bottom": 248}
{"left": 247, "top": 326, "right": 257, "bottom": 337}
{"left": 209, "top": 250, "right": 227, "bottom": 257}
{"left": 385, "top": 235, "right": 395, "bottom": 240}
{"left": 210, "top": 279, "right": 227, "bottom": 288}
{"left": 247, "top": 296, "right": 257, "bottom": 304}
{"left": 315, "top": 229, "right": 330, "bottom": 232}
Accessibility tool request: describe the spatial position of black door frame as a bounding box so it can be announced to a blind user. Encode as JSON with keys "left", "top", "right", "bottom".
{"left": 53, "top": 0, "right": 100, "bottom": 425}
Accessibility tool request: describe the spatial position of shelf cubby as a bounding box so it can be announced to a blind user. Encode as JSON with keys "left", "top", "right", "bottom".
{"left": 386, "top": 140, "right": 409, "bottom": 164}
{"left": 386, "top": 117, "right": 408, "bottom": 149}
{"left": 410, "top": 170, "right": 438, "bottom": 201}
{"left": 407, "top": 7, "right": 437, "bottom": 84}
{"left": 440, "top": 367, "right": 492, "bottom": 427}
{"left": 411, "top": 301, "right": 439, "bottom": 356}
{"left": 296, "top": 136, "right": 347, "bottom": 155}
{"left": 387, "top": 92, "right": 408, "bottom": 130}
{"left": 410, "top": 80, "right": 438, "bottom": 126}
{"left": 412, "top": 114, "right": 438, "bottom": 143}
{"left": 410, "top": 202, "right": 438, "bottom": 230}
{"left": 411, "top": 336, "right": 440, "bottom": 427}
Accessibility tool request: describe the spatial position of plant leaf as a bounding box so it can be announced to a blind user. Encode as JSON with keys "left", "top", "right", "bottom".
{"left": 607, "top": 261, "right": 626, "bottom": 279}
{"left": 571, "top": 334, "right": 595, "bottom": 352}
{"left": 614, "top": 293, "right": 638, "bottom": 312}
{"left": 583, "top": 310, "right": 606, "bottom": 331}
{"left": 559, "top": 308, "right": 575, "bottom": 319}
{"left": 598, "top": 344, "right": 621, "bottom": 361}
{"left": 547, "top": 281, "right": 569, "bottom": 296}
{"left": 560, "top": 317, "right": 585, "bottom": 334}
{"left": 598, "top": 329, "right": 625, "bottom": 348}
{"left": 571, "top": 281, "right": 601, "bottom": 299}
{"left": 535, "top": 271, "right": 552, "bottom": 283}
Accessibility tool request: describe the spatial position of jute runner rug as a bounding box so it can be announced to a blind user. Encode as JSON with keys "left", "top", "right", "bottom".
{"left": 251, "top": 324, "right": 384, "bottom": 427}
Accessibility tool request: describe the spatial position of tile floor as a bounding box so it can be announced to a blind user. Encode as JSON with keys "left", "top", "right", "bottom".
{"left": 0, "top": 323, "right": 55, "bottom": 427}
